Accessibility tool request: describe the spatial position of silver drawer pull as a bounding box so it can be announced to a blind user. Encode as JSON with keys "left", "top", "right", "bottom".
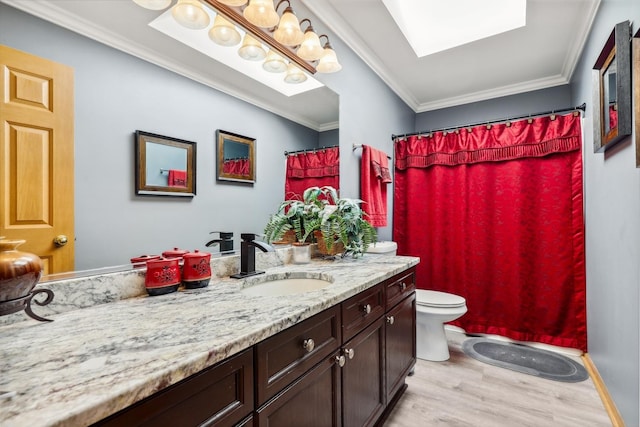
{"left": 344, "top": 348, "right": 355, "bottom": 359}
{"left": 362, "top": 304, "right": 372, "bottom": 315}
{"left": 336, "top": 355, "right": 346, "bottom": 367}
{"left": 303, "top": 338, "right": 315, "bottom": 353}
{"left": 386, "top": 315, "right": 395, "bottom": 325}
{"left": 399, "top": 282, "right": 407, "bottom": 291}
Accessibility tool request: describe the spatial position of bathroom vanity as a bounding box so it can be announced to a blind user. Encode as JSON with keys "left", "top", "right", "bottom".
{"left": 0, "top": 253, "right": 418, "bottom": 427}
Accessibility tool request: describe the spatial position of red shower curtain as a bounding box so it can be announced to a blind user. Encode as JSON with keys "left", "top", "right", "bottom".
{"left": 393, "top": 113, "right": 586, "bottom": 351}
{"left": 285, "top": 147, "right": 339, "bottom": 200}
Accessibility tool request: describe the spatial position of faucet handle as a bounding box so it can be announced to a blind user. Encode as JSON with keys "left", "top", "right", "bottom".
{"left": 210, "top": 231, "right": 233, "bottom": 240}
{"left": 240, "top": 233, "right": 257, "bottom": 241}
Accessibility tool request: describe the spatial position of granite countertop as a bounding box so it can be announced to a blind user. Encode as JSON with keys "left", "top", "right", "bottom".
{"left": 0, "top": 255, "right": 419, "bottom": 427}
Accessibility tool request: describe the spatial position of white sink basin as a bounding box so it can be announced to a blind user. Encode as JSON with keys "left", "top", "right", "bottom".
{"left": 241, "top": 277, "right": 333, "bottom": 297}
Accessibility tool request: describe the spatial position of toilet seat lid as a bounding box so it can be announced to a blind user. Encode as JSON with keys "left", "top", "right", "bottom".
{"left": 416, "top": 289, "right": 466, "bottom": 308}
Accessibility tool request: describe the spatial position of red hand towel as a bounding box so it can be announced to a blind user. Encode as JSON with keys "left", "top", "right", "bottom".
{"left": 168, "top": 169, "right": 187, "bottom": 187}
{"left": 361, "top": 145, "right": 391, "bottom": 227}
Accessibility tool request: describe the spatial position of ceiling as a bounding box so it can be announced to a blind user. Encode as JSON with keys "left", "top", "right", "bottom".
{"left": 2, "top": 0, "right": 600, "bottom": 128}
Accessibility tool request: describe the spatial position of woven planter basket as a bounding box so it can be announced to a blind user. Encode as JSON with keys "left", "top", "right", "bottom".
{"left": 314, "top": 231, "right": 344, "bottom": 255}
{"left": 274, "top": 230, "right": 297, "bottom": 244}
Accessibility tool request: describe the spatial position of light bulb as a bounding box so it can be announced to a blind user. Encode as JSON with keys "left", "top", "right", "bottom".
{"left": 238, "top": 34, "right": 267, "bottom": 61}
{"left": 317, "top": 44, "right": 342, "bottom": 73}
{"left": 243, "top": 0, "right": 279, "bottom": 28}
{"left": 172, "top": 0, "right": 210, "bottom": 30}
{"left": 263, "top": 50, "right": 287, "bottom": 73}
{"left": 297, "top": 28, "right": 323, "bottom": 61}
{"left": 208, "top": 14, "right": 241, "bottom": 46}
{"left": 132, "top": 0, "right": 172, "bottom": 10}
{"left": 284, "top": 63, "right": 307, "bottom": 84}
{"left": 273, "top": 7, "right": 304, "bottom": 46}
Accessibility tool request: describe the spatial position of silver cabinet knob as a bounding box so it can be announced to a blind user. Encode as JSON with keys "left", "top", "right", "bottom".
{"left": 362, "top": 303, "right": 372, "bottom": 315}
{"left": 303, "top": 338, "right": 315, "bottom": 353}
{"left": 399, "top": 282, "right": 407, "bottom": 291}
{"left": 386, "top": 315, "right": 395, "bottom": 325}
{"left": 335, "top": 355, "right": 346, "bottom": 367}
{"left": 344, "top": 348, "right": 355, "bottom": 359}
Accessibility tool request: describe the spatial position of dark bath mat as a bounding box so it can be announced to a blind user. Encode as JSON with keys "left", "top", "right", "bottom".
{"left": 462, "top": 337, "right": 589, "bottom": 382}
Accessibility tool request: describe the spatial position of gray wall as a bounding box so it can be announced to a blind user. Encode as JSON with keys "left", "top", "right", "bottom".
{"left": 415, "top": 85, "right": 572, "bottom": 131}
{"left": 322, "top": 35, "right": 415, "bottom": 241}
{"left": 570, "top": 0, "right": 640, "bottom": 425}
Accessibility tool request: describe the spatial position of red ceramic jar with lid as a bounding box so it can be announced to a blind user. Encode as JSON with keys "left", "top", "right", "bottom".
{"left": 130, "top": 254, "right": 160, "bottom": 267}
{"left": 144, "top": 257, "right": 180, "bottom": 296}
{"left": 182, "top": 250, "right": 211, "bottom": 289}
{"left": 161, "top": 247, "right": 188, "bottom": 259}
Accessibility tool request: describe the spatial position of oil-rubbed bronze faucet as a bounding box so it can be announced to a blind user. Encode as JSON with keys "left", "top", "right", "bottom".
{"left": 206, "top": 231, "right": 234, "bottom": 254}
{"left": 231, "top": 233, "right": 274, "bottom": 279}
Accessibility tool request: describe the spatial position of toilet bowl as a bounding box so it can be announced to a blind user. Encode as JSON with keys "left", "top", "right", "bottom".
{"left": 416, "top": 289, "right": 467, "bottom": 361}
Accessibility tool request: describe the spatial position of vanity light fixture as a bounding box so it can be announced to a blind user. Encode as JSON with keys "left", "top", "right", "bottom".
{"left": 284, "top": 62, "right": 307, "bottom": 83}
{"left": 273, "top": 0, "right": 304, "bottom": 47}
{"left": 209, "top": 14, "right": 242, "bottom": 46}
{"left": 263, "top": 49, "right": 288, "bottom": 73}
{"left": 132, "top": 0, "right": 341, "bottom": 86}
{"left": 238, "top": 33, "right": 267, "bottom": 60}
{"left": 316, "top": 35, "right": 342, "bottom": 73}
{"left": 172, "top": 0, "right": 211, "bottom": 29}
{"left": 243, "top": 0, "right": 279, "bottom": 28}
{"left": 296, "top": 19, "right": 323, "bottom": 61}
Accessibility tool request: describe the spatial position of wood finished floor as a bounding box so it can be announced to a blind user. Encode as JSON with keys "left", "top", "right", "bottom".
{"left": 384, "top": 331, "right": 611, "bottom": 427}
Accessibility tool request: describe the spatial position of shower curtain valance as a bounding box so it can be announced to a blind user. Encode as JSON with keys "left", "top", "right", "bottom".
{"left": 395, "top": 113, "right": 581, "bottom": 169}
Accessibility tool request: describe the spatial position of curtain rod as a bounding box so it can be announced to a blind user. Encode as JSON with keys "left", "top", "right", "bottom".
{"left": 391, "top": 103, "right": 586, "bottom": 141}
{"left": 284, "top": 145, "right": 339, "bottom": 156}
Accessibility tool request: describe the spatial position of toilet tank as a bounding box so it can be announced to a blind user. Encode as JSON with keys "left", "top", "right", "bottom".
{"left": 366, "top": 241, "right": 397, "bottom": 256}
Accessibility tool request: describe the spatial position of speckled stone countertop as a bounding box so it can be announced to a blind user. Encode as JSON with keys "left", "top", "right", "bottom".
{"left": 0, "top": 254, "right": 418, "bottom": 427}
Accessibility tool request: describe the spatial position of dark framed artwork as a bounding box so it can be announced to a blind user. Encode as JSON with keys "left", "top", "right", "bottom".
{"left": 593, "top": 20, "right": 632, "bottom": 153}
{"left": 135, "top": 130, "right": 196, "bottom": 197}
{"left": 216, "top": 130, "right": 255, "bottom": 184}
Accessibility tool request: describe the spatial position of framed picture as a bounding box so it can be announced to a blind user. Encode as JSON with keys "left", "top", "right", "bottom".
{"left": 592, "top": 20, "right": 632, "bottom": 153}
{"left": 216, "top": 130, "right": 255, "bottom": 184}
{"left": 135, "top": 130, "right": 196, "bottom": 197}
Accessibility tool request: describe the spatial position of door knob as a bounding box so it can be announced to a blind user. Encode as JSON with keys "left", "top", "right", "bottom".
{"left": 386, "top": 315, "right": 395, "bottom": 325}
{"left": 53, "top": 235, "right": 68, "bottom": 247}
{"left": 362, "top": 303, "right": 372, "bottom": 315}
{"left": 335, "top": 355, "right": 346, "bottom": 367}
{"left": 303, "top": 338, "right": 315, "bottom": 353}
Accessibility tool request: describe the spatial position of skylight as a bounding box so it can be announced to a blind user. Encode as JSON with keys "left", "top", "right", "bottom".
{"left": 149, "top": 8, "right": 324, "bottom": 97}
{"left": 382, "top": 0, "right": 527, "bottom": 57}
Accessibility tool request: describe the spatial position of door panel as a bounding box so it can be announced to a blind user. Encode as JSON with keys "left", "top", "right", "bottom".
{"left": 0, "top": 44, "right": 74, "bottom": 274}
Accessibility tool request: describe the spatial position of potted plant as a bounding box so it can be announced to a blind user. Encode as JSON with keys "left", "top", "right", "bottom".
{"left": 315, "top": 188, "right": 377, "bottom": 258}
{"left": 264, "top": 186, "right": 377, "bottom": 259}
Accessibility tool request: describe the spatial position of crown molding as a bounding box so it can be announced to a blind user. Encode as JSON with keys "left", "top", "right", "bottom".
{"left": 1, "top": 0, "right": 324, "bottom": 131}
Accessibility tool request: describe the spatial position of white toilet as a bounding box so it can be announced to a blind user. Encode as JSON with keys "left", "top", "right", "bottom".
{"left": 366, "top": 242, "right": 467, "bottom": 362}
{"left": 366, "top": 241, "right": 398, "bottom": 256}
{"left": 416, "top": 290, "right": 467, "bottom": 361}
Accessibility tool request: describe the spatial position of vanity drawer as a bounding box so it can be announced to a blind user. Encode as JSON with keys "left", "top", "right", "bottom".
{"left": 385, "top": 268, "right": 416, "bottom": 309}
{"left": 341, "top": 283, "right": 384, "bottom": 342}
{"left": 255, "top": 305, "right": 341, "bottom": 406}
{"left": 93, "top": 348, "right": 253, "bottom": 427}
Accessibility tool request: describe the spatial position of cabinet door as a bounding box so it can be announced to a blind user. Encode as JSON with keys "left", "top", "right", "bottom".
{"left": 342, "top": 317, "right": 385, "bottom": 427}
{"left": 255, "top": 305, "right": 341, "bottom": 406}
{"left": 93, "top": 349, "right": 253, "bottom": 427}
{"left": 385, "top": 292, "right": 416, "bottom": 403}
{"left": 256, "top": 352, "right": 342, "bottom": 427}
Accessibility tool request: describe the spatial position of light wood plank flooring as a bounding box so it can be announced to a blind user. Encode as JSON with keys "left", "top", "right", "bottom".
{"left": 384, "top": 331, "right": 611, "bottom": 426}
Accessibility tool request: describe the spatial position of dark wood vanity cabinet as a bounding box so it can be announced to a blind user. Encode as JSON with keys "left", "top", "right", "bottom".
{"left": 92, "top": 348, "right": 254, "bottom": 427}
{"left": 94, "top": 267, "right": 416, "bottom": 427}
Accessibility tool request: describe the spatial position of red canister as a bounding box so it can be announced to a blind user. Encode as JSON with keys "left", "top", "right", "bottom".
{"left": 161, "top": 247, "right": 188, "bottom": 259}
{"left": 182, "top": 250, "right": 211, "bottom": 289}
{"left": 145, "top": 257, "right": 180, "bottom": 296}
{"left": 130, "top": 254, "right": 160, "bottom": 267}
